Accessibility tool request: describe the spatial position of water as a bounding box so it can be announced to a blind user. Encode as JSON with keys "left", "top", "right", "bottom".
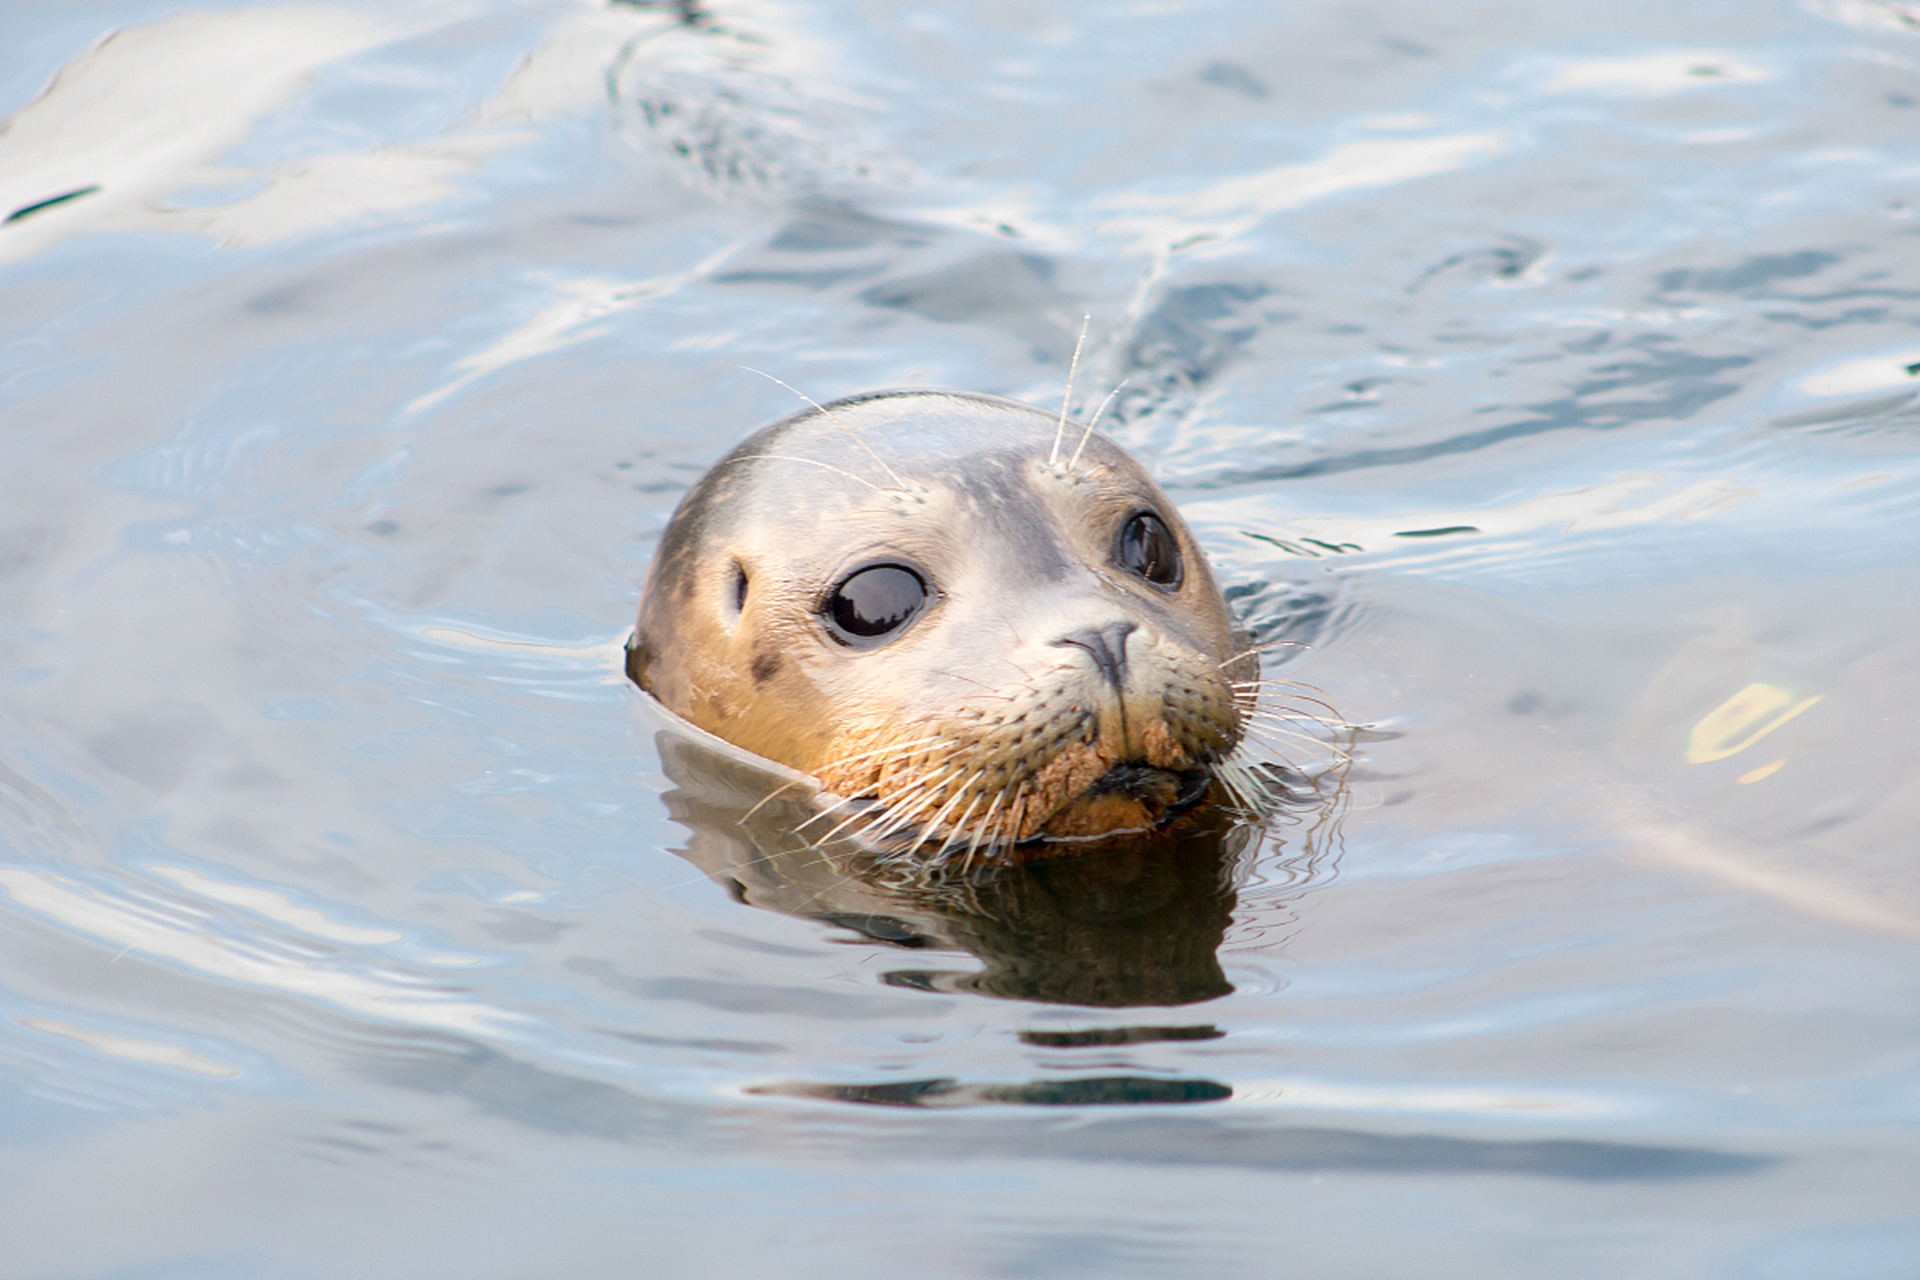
{"left": 3, "top": 0, "right": 1918, "bottom": 1275}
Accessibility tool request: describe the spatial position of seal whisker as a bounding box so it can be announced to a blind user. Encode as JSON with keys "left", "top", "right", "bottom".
{"left": 739, "top": 778, "right": 806, "bottom": 823}
{"left": 1224, "top": 639, "right": 1314, "bottom": 666}
{"left": 863, "top": 765, "right": 957, "bottom": 825}
{"left": 923, "top": 668, "right": 1018, "bottom": 697}
{"left": 799, "top": 743, "right": 961, "bottom": 836}
{"left": 872, "top": 760, "right": 966, "bottom": 814}
{"left": 997, "top": 798, "right": 1024, "bottom": 851}
{"left": 1240, "top": 701, "right": 1348, "bottom": 729}
{"left": 790, "top": 794, "right": 868, "bottom": 836}
{"left": 727, "top": 452, "right": 885, "bottom": 493}
{"left": 1050, "top": 314, "right": 1092, "bottom": 468}
{"left": 1232, "top": 682, "right": 1345, "bottom": 719}
{"left": 749, "top": 839, "right": 845, "bottom": 883}
{"left": 1237, "top": 716, "right": 1344, "bottom": 749}
{"left": 1219, "top": 756, "right": 1261, "bottom": 799}
{"left": 1240, "top": 703, "right": 1352, "bottom": 734}
{"left": 1236, "top": 687, "right": 1344, "bottom": 706}
{"left": 740, "top": 366, "right": 908, "bottom": 490}
{"left": 1241, "top": 714, "right": 1351, "bottom": 745}
{"left": 850, "top": 765, "right": 966, "bottom": 845}
{"left": 963, "top": 789, "right": 1009, "bottom": 865}
{"left": 790, "top": 770, "right": 933, "bottom": 833}
{"left": 1211, "top": 758, "right": 1272, "bottom": 816}
{"left": 798, "top": 762, "right": 963, "bottom": 840}
{"left": 1230, "top": 675, "right": 1334, "bottom": 690}
{"left": 811, "top": 734, "right": 949, "bottom": 775}
{"left": 937, "top": 792, "right": 987, "bottom": 860}
{"left": 1067, "top": 376, "right": 1132, "bottom": 473}
{"left": 902, "top": 770, "right": 986, "bottom": 857}
{"left": 1233, "top": 703, "right": 1327, "bottom": 735}
{"left": 1238, "top": 730, "right": 1344, "bottom": 763}
{"left": 649, "top": 833, "right": 841, "bottom": 895}
{"left": 819, "top": 786, "right": 924, "bottom": 846}
{"left": 1233, "top": 689, "right": 1342, "bottom": 714}
{"left": 992, "top": 806, "right": 1017, "bottom": 860}
{"left": 1230, "top": 743, "right": 1310, "bottom": 776}
{"left": 1231, "top": 675, "right": 1337, "bottom": 695}
{"left": 1233, "top": 733, "right": 1350, "bottom": 775}
{"left": 886, "top": 769, "right": 978, "bottom": 847}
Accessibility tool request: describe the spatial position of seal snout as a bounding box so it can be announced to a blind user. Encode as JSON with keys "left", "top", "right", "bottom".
{"left": 1050, "top": 621, "right": 1138, "bottom": 689}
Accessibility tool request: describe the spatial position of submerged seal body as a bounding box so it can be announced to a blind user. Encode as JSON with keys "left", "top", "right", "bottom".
{"left": 629, "top": 389, "right": 1259, "bottom": 857}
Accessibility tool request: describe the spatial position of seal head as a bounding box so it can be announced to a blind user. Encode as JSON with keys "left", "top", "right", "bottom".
{"left": 630, "top": 390, "right": 1255, "bottom": 855}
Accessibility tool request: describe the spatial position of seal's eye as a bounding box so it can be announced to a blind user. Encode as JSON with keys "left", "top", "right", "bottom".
{"left": 1117, "top": 512, "right": 1182, "bottom": 588}
{"left": 824, "top": 564, "right": 929, "bottom": 647}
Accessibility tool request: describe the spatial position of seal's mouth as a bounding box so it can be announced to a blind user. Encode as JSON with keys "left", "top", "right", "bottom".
{"left": 834, "top": 756, "right": 1224, "bottom": 860}
{"left": 1033, "top": 762, "right": 1212, "bottom": 843}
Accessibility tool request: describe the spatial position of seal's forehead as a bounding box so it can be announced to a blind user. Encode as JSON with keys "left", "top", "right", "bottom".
{"left": 663, "top": 389, "right": 1167, "bottom": 567}
{"left": 740, "top": 390, "right": 1147, "bottom": 485}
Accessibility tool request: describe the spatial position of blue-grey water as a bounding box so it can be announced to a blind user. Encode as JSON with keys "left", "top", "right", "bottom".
{"left": 3, "top": 1, "right": 1919, "bottom": 1276}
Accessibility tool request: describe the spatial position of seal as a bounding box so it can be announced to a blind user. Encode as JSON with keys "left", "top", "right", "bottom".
{"left": 628, "top": 389, "right": 1265, "bottom": 859}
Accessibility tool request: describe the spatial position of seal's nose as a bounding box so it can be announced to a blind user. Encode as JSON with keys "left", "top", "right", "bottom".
{"left": 1051, "top": 621, "right": 1138, "bottom": 690}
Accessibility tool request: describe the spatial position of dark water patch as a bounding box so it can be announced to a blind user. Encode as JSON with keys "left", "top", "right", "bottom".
{"left": 1114, "top": 281, "right": 1270, "bottom": 426}
{"left": 1657, "top": 251, "right": 1838, "bottom": 296}
{"left": 609, "top": 0, "right": 707, "bottom": 23}
{"left": 1239, "top": 532, "right": 1362, "bottom": 557}
{"left": 1031, "top": 1119, "right": 1774, "bottom": 1182}
{"left": 1197, "top": 61, "right": 1270, "bottom": 99}
{"left": 1223, "top": 578, "right": 1343, "bottom": 665}
{"left": 1195, "top": 342, "right": 1750, "bottom": 486}
{"left": 85, "top": 703, "right": 222, "bottom": 792}
{"left": 1407, "top": 236, "right": 1549, "bottom": 293}
{"left": 567, "top": 957, "right": 937, "bottom": 1019}
{"left": 1770, "top": 391, "right": 1917, "bottom": 430}
{"left": 349, "top": 1032, "right": 1759, "bottom": 1185}
{"left": 713, "top": 263, "right": 887, "bottom": 291}
{"left": 756, "top": 1076, "right": 1235, "bottom": 1107}
{"left": 1019, "top": 1025, "right": 1225, "bottom": 1048}
{"left": 5, "top": 186, "right": 99, "bottom": 224}
{"left": 859, "top": 250, "right": 1078, "bottom": 362}
{"left": 608, "top": 1030, "right": 784, "bottom": 1055}
{"left": 1762, "top": 305, "right": 1896, "bottom": 330}
{"left": 746, "top": 1081, "right": 1773, "bottom": 1180}
{"left": 354, "top": 1036, "right": 680, "bottom": 1143}
{"left": 817, "top": 913, "right": 938, "bottom": 947}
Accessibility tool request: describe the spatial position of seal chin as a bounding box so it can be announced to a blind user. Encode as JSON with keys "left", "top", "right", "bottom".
{"left": 1038, "top": 764, "right": 1213, "bottom": 843}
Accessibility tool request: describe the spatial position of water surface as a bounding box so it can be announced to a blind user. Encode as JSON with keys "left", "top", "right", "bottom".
{"left": 2, "top": 1, "right": 1918, "bottom": 1276}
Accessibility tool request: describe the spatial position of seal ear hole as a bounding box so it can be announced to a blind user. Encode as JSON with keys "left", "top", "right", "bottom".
{"left": 730, "top": 561, "right": 749, "bottom": 617}
{"left": 1116, "top": 511, "right": 1183, "bottom": 589}
{"left": 823, "top": 563, "right": 930, "bottom": 648}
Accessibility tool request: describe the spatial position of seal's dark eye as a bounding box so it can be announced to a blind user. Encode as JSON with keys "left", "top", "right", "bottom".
{"left": 824, "top": 564, "right": 929, "bottom": 647}
{"left": 1117, "top": 512, "right": 1182, "bottom": 588}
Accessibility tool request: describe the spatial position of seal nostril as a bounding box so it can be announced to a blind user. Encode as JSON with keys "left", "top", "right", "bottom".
{"left": 1051, "top": 620, "right": 1138, "bottom": 690}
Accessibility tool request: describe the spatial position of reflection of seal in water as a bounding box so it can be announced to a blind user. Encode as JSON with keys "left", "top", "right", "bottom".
{"left": 654, "top": 726, "right": 1253, "bottom": 1007}
{"left": 628, "top": 389, "right": 1271, "bottom": 859}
